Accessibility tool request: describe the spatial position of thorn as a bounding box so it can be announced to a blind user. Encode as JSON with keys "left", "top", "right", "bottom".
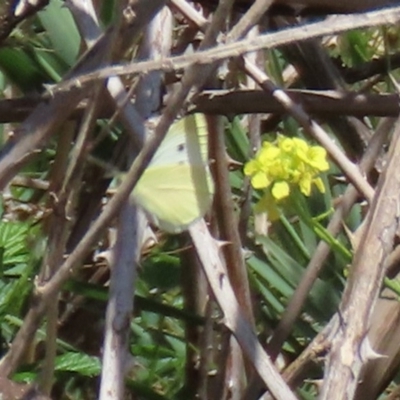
{"left": 342, "top": 223, "right": 358, "bottom": 251}
{"left": 359, "top": 336, "right": 387, "bottom": 362}
{"left": 42, "top": 83, "right": 56, "bottom": 97}
{"left": 94, "top": 250, "right": 114, "bottom": 267}
{"left": 213, "top": 239, "right": 230, "bottom": 249}
{"left": 342, "top": 220, "right": 365, "bottom": 252}
{"left": 241, "top": 248, "right": 253, "bottom": 260}
{"left": 225, "top": 153, "right": 242, "bottom": 170}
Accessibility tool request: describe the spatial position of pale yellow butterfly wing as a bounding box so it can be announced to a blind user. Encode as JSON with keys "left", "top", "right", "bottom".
{"left": 131, "top": 114, "right": 214, "bottom": 233}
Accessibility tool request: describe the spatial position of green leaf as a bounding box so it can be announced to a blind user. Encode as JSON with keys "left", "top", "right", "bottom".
{"left": 55, "top": 352, "right": 101, "bottom": 377}
{"left": 38, "top": 0, "right": 81, "bottom": 66}
{"left": 0, "top": 47, "right": 46, "bottom": 91}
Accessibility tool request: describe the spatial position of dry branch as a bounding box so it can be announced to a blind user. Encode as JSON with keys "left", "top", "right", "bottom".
{"left": 51, "top": 6, "right": 400, "bottom": 92}
{"left": 320, "top": 118, "right": 400, "bottom": 399}
{"left": 190, "top": 220, "right": 298, "bottom": 400}
{"left": 0, "top": 89, "right": 398, "bottom": 125}
{"left": 194, "top": 90, "right": 400, "bottom": 117}
{"left": 198, "top": 0, "right": 400, "bottom": 14}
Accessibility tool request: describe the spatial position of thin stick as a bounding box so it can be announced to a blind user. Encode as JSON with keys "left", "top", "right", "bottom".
{"left": 51, "top": 6, "right": 400, "bottom": 92}
{"left": 320, "top": 117, "right": 400, "bottom": 399}
{"left": 190, "top": 220, "right": 298, "bottom": 400}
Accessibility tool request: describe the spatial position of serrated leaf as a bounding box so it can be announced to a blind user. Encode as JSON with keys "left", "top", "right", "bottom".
{"left": 55, "top": 352, "right": 101, "bottom": 377}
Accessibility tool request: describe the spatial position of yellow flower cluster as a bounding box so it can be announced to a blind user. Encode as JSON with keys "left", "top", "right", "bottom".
{"left": 244, "top": 136, "right": 329, "bottom": 200}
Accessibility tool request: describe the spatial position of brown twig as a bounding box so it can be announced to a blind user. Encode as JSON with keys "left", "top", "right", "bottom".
{"left": 0, "top": 0, "right": 49, "bottom": 44}
{"left": 2, "top": 89, "right": 400, "bottom": 124}
{"left": 320, "top": 117, "right": 400, "bottom": 399}
{"left": 197, "top": 0, "right": 400, "bottom": 15}
{"left": 193, "top": 89, "right": 400, "bottom": 117}
{"left": 190, "top": 220, "right": 298, "bottom": 400}
{"left": 37, "top": 122, "right": 75, "bottom": 396}
{"left": 227, "top": 0, "right": 273, "bottom": 40}
{"left": 99, "top": 4, "right": 172, "bottom": 399}
{"left": 174, "top": 0, "right": 274, "bottom": 390}
{"left": 50, "top": 6, "right": 400, "bottom": 93}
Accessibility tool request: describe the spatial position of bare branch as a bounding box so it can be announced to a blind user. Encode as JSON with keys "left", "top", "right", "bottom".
{"left": 52, "top": 6, "right": 400, "bottom": 93}
{"left": 0, "top": 89, "right": 399, "bottom": 124}
{"left": 190, "top": 220, "right": 298, "bottom": 400}
{"left": 0, "top": 0, "right": 49, "bottom": 44}
{"left": 320, "top": 117, "right": 400, "bottom": 399}
{"left": 193, "top": 89, "right": 400, "bottom": 117}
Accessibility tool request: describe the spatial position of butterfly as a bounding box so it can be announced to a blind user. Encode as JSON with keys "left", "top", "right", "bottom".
{"left": 130, "top": 114, "right": 214, "bottom": 233}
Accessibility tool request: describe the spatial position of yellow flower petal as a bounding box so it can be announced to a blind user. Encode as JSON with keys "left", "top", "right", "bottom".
{"left": 278, "top": 136, "right": 294, "bottom": 153}
{"left": 244, "top": 159, "right": 259, "bottom": 176}
{"left": 245, "top": 138, "right": 329, "bottom": 196}
{"left": 299, "top": 176, "right": 312, "bottom": 196}
{"left": 292, "top": 137, "right": 309, "bottom": 156}
{"left": 272, "top": 181, "right": 290, "bottom": 200}
{"left": 251, "top": 172, "right": 270, "bottom": 189}
{"left": 259, "top": 146, "right": 280, "bottom": 164}
{"left": 307, "top": 146, "right": 329, "bottom": 171}
{"left": 313, "top": 177, "right": 326, "bottom": 193}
